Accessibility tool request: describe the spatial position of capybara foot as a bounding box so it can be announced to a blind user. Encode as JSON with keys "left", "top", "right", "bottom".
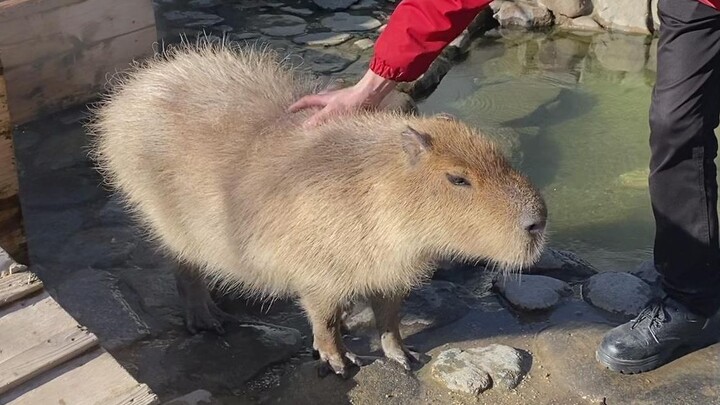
{"left": 184, "top": 297, "right": 235, "bottom": 335}
{"left": 316, "top": 349, "right": 373, "bottom": 379}
{"left": 383, "top": 344, "right": 424, "bottom": 371}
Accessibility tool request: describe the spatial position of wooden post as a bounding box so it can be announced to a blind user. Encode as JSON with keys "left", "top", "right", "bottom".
{"left": 0, "top": 60, "right": 25, "bottom": 263}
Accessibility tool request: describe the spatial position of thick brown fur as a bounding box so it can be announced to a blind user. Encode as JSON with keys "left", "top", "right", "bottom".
{"left": 87, "top": 38, "right": 547, "bottom": 375}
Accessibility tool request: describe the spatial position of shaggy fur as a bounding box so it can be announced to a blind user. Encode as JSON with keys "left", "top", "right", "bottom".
{"left": 88, "top": 39, "right": 547, "bottom": 374}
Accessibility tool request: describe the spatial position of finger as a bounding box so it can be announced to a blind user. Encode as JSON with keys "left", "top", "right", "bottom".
{"left": 288, "top": 94, "right": 327, "bottom": 112}
{"left": 303, "top": 107, "right": 335, "bottom": 129}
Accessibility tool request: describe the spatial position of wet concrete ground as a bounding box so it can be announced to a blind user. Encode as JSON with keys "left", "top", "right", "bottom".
{"left": 11, "top": 0, "right": 720, "bottom": 404}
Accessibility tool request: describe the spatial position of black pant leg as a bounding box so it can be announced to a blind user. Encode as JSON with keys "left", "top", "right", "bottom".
{"left": 650, "top": 0, "right": 720, "bottom": 317}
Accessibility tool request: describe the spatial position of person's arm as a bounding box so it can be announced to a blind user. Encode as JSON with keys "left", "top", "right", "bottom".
{"left": 289, "top": 0, "right": 492, "bottom": 128}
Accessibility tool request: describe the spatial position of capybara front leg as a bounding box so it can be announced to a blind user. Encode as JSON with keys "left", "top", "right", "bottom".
{"left": 371, "top": 293, "right": 421, "bottom": 370}
{"left": 176, "top": 263, "right": 235, "bottom": 335}
{"left": 300, "top": 296, "right": 368, "bottom": 378}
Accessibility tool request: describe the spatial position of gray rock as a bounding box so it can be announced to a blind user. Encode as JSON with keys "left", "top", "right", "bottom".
{"left": 312, "top": 0, "right": 361, "bottom": 11}
{"left": 258, "top": 14, "right": 307, "bottom": 37}
{"left": 492, "top": 1, "right": 554, "bottom": 29}
{"left": 280, "top": 6, "right": 314, "bottom": 16}
{"left": 592, "top": 33, "right": 647, "bottom": 72}
{"left": 165, "top": 390, "right": 214, "bottom": 405}
{"left": 431, "top": 344, "right": 527, "bottom": 395}
{"left": 539, "top": 0, "right": 591, "bottom": 18}
{"left": 293, "top": 32, "right": 352, "bottom": 46}
{"left": 231, "top": 32, "right": 261, "bottom": 41}
{"left": 321, "top": 13, "right": 382, "bottom": 32}
{"left": 495, "top": 275, "right": 572, "bottom": 311}
{"left": 54, "top": 268, "right": 151, "bottom": 350}
{"left": 32, "top": 127, "right": 89, "bottom": 171}
{"left": 527, "top": 248, "right": 598, "bottom": 283}
{"left": 354, "top": 38, "right": 374, "bottom": 50}
{"left": 583, "top": 272, "right": 654, "bottom": 317}
{"left": 557, "top": 15, "right": 604, "bottom": 32}
{"left": 593, "top": 0, "right": 651, "bottom": 34}
{"left": 302, "top": 49, "right": 359, "bottom": 74}
{"left": 630, "top": 260, "right": 661, "bottom": 286}
{"left": 0, "top": 248, "right": 26, "bottom": 275}
{"left": 651, "top": 0, "right": 659, "bottom": 31}
{"left": 378, "top": 90, "right": 418, "bottom": 115}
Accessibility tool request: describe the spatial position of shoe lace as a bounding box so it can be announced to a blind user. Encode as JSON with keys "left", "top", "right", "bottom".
{"left": 631, "top": 298, "right": 669, "bottom": 343}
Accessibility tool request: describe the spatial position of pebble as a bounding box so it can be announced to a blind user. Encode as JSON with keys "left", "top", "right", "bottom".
{"left": 280, "top": 6, "right": 314, "bottom": 16}
{"left": 354, "top": 38, "right": 374, "bottom": 50}
{"left": 293, "top": 32, "right": 352, "bottom": 46}
{"left": 495, "top": 275, "right": 572, "bottom": 311}
{"left": 321, "top": 13, "right": 382, "bottom": 32}
{"left": 302, "top": 49, "right": 359, "bottom": 74}
{"left": 582, "top": 272, "right": 654, "bottom": 317}
{"left": 431, "top": 344, "right": 527, "bottom": 395}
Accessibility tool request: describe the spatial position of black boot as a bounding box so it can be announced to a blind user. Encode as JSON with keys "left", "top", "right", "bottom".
{"left": 596, "top": 296, "right": 713, "bottom": 374}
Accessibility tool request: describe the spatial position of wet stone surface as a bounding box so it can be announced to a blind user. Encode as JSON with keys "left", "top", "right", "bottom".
{"left": 582, "top": 272, "right": 654, "bottom": 317}
{"left": 495, "top": 275, "right": 572, "bottom": 311}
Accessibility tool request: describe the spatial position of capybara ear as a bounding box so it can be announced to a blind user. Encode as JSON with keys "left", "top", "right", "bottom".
{"left": 401, "top": 126, "right": 433, "bottom": 164}
{"left": 434, "top": 112, "right": 458, "bottom": 121}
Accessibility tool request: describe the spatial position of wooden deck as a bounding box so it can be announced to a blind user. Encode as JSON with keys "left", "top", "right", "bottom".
{"left": 0, "top": 261, "right": 158, "bottom": 405}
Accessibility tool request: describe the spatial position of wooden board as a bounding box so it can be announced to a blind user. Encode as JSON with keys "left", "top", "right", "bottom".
{"left": 0, "top": 271, "right": 43, "bottom": 307}
{"left": 0, "top": 60, "right": 25, "bottom": 260}
{"left": 0, "top": 0, "right": 157, "bottom": 124}
{"left": 0, "top": 284, "right": 158, "bottom": 404}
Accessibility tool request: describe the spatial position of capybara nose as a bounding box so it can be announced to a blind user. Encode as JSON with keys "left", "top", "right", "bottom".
{"left": 522, "top": 215, "right": 546, "bottom": 235}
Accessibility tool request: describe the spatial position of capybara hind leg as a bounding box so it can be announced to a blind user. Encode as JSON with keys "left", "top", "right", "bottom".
{"left": 370, "top": 294, "right": 421, "bottom": 370}
{"left": 176, "top": 264, "right": 234, "bottom": 335}
{"left": 300, "top": 296, "right": 368, "bottom": 378}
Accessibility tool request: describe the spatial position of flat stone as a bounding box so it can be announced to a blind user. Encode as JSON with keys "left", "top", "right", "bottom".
{"left": 350, "top": 0, "right": 378, "bottom": 9}
{"left": 57, "top": 226, "right": 139, "bottom": 269}
{"left": 354, "top": 38, "right": 374, "bottom": 50}
{"left": 535, "top": 322, "right": 720, "bottom": 404}
{"left": 188, "top": 0, "right": 222, "bottom": 7}
{"left": 231, "top": 32, "right": 261, "bottom": 41}
{"left": 592, "top": 33, "right": 647, "bottom": 73}
{"left": 583, "top": 272, "right": 654, "bottom": 317}
{"left": 280, "top": 6, "right": 314, "bottom": 16}
{"left": 431, "top": 344, "right": 527, "bottom": 395}
{"left": 321, "top": 13, "right": 382, "bottom": 32}
{"left": 54, "top": 268, "right": 151, "bottom": 350}
{"left": 538, "top": 0, "right": 591, "bottom": 18}
{"left": 594, "top": 0, "right": 651, "bottom": 35}
{"left": 20, "top": 171, "right": 104, "bottom": 209}
{"left": 164, "top": 11, "right": 224, "bottom": 26}
{"left": 292, "top": 32, "right": 352, "bottom": 46}
{"left": 378, "top": 89, "right": 418, "bottom": 115}
{"left": 312, "top": 0, "right": 361, "bottom": 11}
{"left": 165, "top": 389, "right": 214, "bottom": 405}
{"left": 302, "top": 49, "right": 358, "bottom": 74}
{"left": 127, "top": 323, "right": 303, "bottom": 396}
{"left": 527, "top": 248, "right": 599, "bottom": 284}
{"left": 495, "top": 275, "right": 572, "bottom": 311}
{"left": 258, "top": 14, "right": 307, "bottom": 37}
{"left": 343, "top": 280, "right": 472, "bottom": 336}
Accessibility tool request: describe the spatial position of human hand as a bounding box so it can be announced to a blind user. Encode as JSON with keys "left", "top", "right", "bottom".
{"left": 288, "top": 69, "right": 397, "bottom": 128}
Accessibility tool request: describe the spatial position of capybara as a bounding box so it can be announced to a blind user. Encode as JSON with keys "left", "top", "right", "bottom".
{"left": 88, "top": 40, "right": 547, "bottom": 377}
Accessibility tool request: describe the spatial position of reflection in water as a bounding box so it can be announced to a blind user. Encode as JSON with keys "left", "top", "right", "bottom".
{"left": 419, "top": 31, "right": 658, "bottom": 272}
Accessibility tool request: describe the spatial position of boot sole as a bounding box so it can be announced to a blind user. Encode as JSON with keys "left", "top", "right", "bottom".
{"left": 595, "top": 348, "right": 671, "bottom": 374}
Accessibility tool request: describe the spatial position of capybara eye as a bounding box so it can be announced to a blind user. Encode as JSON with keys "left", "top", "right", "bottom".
{"left": 446, "top": 174, "right": 471, "bottom": 187}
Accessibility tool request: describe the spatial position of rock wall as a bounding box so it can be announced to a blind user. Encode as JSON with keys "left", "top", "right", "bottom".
{"left": 491, "top": 0, "right": 659, "bottom": 35}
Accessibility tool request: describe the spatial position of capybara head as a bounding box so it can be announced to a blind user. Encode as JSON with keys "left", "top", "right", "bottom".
{"left": 390, "top": 113, "right": 547, "bottom": 271}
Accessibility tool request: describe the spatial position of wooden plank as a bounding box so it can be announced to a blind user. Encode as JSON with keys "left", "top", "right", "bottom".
{"left": 0, "top": 271, "right": 43, "bottom": 307}
{"left": 0, "top": 61, "right": 25, "bottom": 259}
{"left": 0, "top": 0, "right": 157, "bottom": 124}
{"left": 1, "top": 349, "right": 158, "bottom": 405}
{"left": 0, "top": 326, "right": 98, "bottom": 395}
{"left": 0, "top": 0, "right": 156, "bottom": 69}
{"left": 3, "top": 25, "right": 157, "bottom": 124}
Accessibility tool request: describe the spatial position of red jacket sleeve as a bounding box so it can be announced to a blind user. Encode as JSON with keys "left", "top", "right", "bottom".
{"left": 370, "top": 0, "right": 493, "bottom": 82}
